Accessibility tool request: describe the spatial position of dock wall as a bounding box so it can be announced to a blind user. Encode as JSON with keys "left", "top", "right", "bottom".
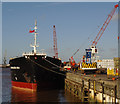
{"left": 65, "top": 72, "right": 120, "bottom": 103}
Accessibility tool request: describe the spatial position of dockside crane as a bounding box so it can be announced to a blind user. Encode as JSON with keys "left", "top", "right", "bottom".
{"left": 53, "top": 25, "right": 58, "bottom": 58}
{"left": 92, "top": 4, "right": 118, "bottom": 47}
{"left": 85, "top": 4, "right": 118, "bottom": 63}
{"left": 81, "top": 4, "right": 118, "bottom": 71}
{"left": 69, "top": 4, "right": 118, "bottom": 71}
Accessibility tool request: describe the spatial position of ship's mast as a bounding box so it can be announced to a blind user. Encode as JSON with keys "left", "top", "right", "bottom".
{"left": 31, "top": 20, "right": 39, "bottom": 55}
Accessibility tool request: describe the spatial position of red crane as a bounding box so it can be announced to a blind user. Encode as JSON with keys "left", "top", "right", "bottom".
{"left": 69, "top": 4, "right": 118, "bottom": 65}
{"left": 53, "top": 25, "right": 58, "bottom": 58}
{"left": 92, "top": 4, "right": 118, "bottom": 46}
{"left": 70, "top": 56, "right": 76, "bottom": 65}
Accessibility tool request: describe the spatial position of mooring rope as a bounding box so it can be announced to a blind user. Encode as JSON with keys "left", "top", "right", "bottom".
{"left": 26, "top": 58, "right": 66, "bottom": 76}
{"left": 43, "top": 58, "right": 64, "bottom": 69}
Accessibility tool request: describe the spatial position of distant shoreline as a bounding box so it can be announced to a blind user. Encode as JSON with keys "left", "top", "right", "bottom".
{"left": 0, "top": 64, "right": 10, "bottom": 68}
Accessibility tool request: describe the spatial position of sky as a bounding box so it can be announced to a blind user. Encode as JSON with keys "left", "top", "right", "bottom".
{"left": 2, "top": 2, "right": 119, "bottom": 63}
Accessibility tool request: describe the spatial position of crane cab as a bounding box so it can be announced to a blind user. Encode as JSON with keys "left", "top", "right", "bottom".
{"left": 91, "top": 46, "right": 98, "bottom": 54}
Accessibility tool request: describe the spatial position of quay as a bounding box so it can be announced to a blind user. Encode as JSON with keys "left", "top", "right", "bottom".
{"left": 0, "top": 64, "right": 10, "bottom": 68}
{"left": 65, "top": 71, "right": 120, "bottom": 103}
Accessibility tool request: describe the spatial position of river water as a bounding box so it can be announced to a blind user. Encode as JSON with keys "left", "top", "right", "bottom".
{"left": 1, "top": 68, "right": 81, "bottom": 103}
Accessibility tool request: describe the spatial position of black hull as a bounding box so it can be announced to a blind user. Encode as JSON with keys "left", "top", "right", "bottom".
{"left": 9, "top": 55, "right": 66, "bottom": 90}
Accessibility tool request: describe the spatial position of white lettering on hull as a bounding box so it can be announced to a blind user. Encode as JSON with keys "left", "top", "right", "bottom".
{"left": 11, "top": 67, "right": 20, "bottom": 69}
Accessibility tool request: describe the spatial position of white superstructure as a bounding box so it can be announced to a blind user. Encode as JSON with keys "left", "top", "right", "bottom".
{"left": 97, "top": 59, "right": 114, "bottom": 69}
{"left": 22, "top": 20, "right": 47, "bottom": 56}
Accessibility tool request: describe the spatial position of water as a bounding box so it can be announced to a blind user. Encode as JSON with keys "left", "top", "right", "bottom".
{"left": 1, "top": 68, "right": 81, "bottom": 103}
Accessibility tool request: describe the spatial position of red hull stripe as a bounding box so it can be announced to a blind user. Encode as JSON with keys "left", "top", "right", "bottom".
{"left": 67, "top": 68, "right": 71, "bottom": 70}
{"left": 12, "top": 81, "right": 37, "bottom": 90}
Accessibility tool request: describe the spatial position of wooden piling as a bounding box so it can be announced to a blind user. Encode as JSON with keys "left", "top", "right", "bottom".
{"left": 65, "top": 72, "right": 119, "bottom": 103}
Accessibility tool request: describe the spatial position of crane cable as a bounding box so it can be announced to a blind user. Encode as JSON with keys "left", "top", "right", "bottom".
{"left": 70, "top": 4, "right": 118, "bottom": 59}
{"left": 70, "top": 21, "right": 103, "bottom": 59}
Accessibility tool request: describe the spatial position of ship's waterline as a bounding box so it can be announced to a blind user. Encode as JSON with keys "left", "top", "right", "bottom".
{"left": 2, "top": 68, "right": 81, "bottom": 102}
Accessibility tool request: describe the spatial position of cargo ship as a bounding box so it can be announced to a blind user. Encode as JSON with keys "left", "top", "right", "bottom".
{"left": 9, "top": 20, "right": 66, "bottom": 91}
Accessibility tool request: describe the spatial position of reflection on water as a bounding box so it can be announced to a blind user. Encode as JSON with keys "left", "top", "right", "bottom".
{"left": 11, "top": 87, "right": 37, "bottom": 102}
{"left": 11, "top": 87, "right": 64, "bottom": 102}
{"left": 11, "top": 87, "right": 81, "bottom": 102}
{"left": 2, "top": 68, "right": 81, "bottom": 103}
{"left": 2, "top": 68, "right": 11, "bottom": 102}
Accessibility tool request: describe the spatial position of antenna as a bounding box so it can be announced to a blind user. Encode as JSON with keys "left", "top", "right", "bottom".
{"left": 30, "top": 20, "right": 39, "bottom": 55}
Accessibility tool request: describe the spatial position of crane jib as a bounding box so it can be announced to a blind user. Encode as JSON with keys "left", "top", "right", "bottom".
{"left": 69, "top": 4, "right": 118, "bottom": 64}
